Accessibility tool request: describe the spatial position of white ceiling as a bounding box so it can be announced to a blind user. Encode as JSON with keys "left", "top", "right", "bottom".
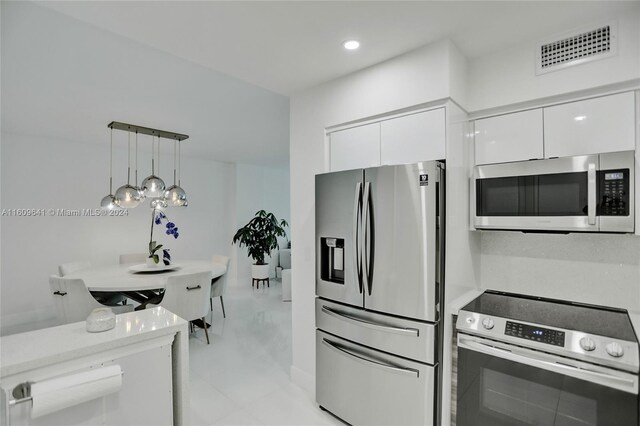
{"left": 4, "top": 1, "right": 637, "bottom": 169}
{"left": 38, "top": 1, "right": 639, "bottom": 95}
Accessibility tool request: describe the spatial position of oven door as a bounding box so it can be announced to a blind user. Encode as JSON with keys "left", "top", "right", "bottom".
{"left": 474, "top": 155, "right": 599, "bottom": 232}
{"left": 457, "top": 334, "right": 639, "bottom": 426}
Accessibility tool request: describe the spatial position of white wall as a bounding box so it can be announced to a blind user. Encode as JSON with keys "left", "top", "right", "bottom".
{"left": 233, "top": 163, "right": 291, "bottom": 286}
{"left": 289, "top": 40, "right": 470, "bottom": 391}
{"left": 467, "top": 12, "right": 640, "bottom": 112}
{"left": 0, "top": 131, "right": 237, "bottom": 333}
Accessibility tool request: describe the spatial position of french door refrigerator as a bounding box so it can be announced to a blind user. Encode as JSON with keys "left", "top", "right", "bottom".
{"left": 315, "top": 161, "right": 445, "bottom": 426}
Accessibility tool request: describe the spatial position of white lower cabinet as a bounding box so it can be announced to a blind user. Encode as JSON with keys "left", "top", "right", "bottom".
{"left": 4, "top": 336, "right": 174, "bottom": 426}
{"left": 381, "top": 108, "right": 446, "bottom": 165}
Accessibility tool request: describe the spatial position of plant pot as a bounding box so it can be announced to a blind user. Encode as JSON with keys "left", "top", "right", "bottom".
{"left": 251, "top": 264, "right": 269, "bottom": 279}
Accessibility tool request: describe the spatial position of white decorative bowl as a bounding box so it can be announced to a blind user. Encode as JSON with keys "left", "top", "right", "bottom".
{"left": 86, "top": 307, "right": 116, "bottom": 333}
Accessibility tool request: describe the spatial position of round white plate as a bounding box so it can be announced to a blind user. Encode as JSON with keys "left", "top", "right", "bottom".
{"left": 128, "top": 263, "right": 181, "bottom": 273}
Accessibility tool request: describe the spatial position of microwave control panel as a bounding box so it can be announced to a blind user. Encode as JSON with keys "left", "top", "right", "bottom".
{"left": 599, "top": 169, "right": 629, "bottom": 216}
{"left": 505, "top": 321, "right": 565, "bottom": 347}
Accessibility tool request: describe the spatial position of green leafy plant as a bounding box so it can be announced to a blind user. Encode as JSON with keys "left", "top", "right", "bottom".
{"left": 232, "top": 210, "right": 288, "bottom": 265}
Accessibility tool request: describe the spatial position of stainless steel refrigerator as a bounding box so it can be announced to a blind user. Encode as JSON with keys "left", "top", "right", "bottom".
{"left": 315, "top": 161, "right": 445, "bottom": 426}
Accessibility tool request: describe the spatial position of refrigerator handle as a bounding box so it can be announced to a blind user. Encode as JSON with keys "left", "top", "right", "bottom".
{"left": 362, "top": 181, "right": 374, "bottom": 296}
{"left": 353, "top": 182, "right": 363, "bottom": 294}
{"left": 322, "top": 338, "right": 419, "bottom": 378}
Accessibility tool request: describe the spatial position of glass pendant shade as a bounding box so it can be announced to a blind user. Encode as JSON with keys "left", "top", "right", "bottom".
{"left": 142, "top": 175, "right": 166, "bottom": 198}
{"left": 115, "top": 184, "right": 142, "bottom": 208}
{"left": 150, "top": 198, "right": 168, "bottom": 210}
{"left": 164, "top": 185, "right": 187, "bottom": 207}
{"left": 100, "top": 194, "right": 119, "bottom": 210}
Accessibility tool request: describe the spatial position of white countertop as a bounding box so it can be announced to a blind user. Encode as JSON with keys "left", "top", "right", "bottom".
{"left": 628, "top": 310, "right": 640, "bottom": 341}
{"left": 445, "top": 286, "right": 483, "bottom": 317}
{"left": 1, "top": 307, "right": 188, "bottom": 377}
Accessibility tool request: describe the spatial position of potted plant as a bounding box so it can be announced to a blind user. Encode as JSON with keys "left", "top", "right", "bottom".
{"left": 232, "top": 210, "right": 288, "bottom": 281}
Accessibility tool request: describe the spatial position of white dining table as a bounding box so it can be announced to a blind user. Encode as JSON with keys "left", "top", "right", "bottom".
{"left": 65, "top": 261, "right": 227, "bottom": 292}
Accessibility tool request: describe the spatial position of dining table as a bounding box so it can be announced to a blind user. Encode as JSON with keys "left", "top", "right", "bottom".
{"left": 65, "top": 260, "right": 226, "bottom": 292}
{"left": 65, "top": 260, "right": 227, "bottom": 311}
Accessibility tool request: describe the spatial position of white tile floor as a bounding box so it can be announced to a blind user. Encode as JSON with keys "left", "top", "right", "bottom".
{"left": 188, "top": 281, "right": 341, "bottom": 426}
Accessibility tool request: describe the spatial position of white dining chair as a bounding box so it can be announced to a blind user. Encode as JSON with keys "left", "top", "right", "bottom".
{"left": 148, "top": 271, "right": 212, "bottom": 344}
{"left": 210, "top": 255, "right": 230, "bottom": 322}
{"left": 49, "top": 276, "right": 134, "bottom": 324}
{"left": 58, "top": 261, "right": 127, "bottom": 305}
{"left": 119, "top": 253, "right": 147, "bottom": 264}
{"left": 58, "top": 261, "right": 91, "bottom": 277}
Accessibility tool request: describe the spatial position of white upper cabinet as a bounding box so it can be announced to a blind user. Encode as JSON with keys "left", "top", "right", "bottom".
{"left": 330, "top": 122, "right": 380, "bottom": 172}
{"left": 380, "top": 108, "right": 446, "bottom": 165}
{"left": 544, "top": 92, "right": 635, "bottom": 158}
{"left": 474, "top": 109, "right": 544, "bottom": 165}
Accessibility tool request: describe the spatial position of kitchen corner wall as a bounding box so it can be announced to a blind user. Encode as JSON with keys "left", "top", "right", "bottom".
{"left": 290, "top": 5, "right": 640, "bottom": 398}
{"left": 289, "top": 40, "right": 473, "bottom": 392}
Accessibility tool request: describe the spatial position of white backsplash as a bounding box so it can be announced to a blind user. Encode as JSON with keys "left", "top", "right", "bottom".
{"left": 480, "top": 231, "right": 640, "bottom": 311}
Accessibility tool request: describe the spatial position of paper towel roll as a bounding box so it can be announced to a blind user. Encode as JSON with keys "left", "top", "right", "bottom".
{"left": 30, "top": 365, "right": 122, "bottom": 419}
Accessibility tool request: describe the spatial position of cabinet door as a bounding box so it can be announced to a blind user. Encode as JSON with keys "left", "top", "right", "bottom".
{"left": 475, "top": 109, "right": 544, "bottom": 165}
{"left": 380, "top": 108, "right": 445, "bottom": 165}
{"left": 544, "top": 92, "right": 635, "bottom": 158}
{"left": 329, "top": 123, "right": 380, "bottom": 172}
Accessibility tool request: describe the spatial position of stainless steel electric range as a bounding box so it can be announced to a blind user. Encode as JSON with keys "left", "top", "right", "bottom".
{"left": 456, "top": 291, "right": 640, "bottom": 426}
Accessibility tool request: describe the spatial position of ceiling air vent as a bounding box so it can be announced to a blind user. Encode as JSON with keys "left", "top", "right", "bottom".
{"left": 536, "top": 22, "right": 617, "bottom": 75}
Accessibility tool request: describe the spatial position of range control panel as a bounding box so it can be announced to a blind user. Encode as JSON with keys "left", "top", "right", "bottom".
{"left": 599, "top": 169, "right": 629, "bottom": 216}
{"left": 505, "top": 321, "right": 565, "bottom": 347}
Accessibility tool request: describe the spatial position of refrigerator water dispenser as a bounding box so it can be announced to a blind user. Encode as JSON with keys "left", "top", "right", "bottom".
{"left": 320, "top": 237, "right": 344, "bottom": 284}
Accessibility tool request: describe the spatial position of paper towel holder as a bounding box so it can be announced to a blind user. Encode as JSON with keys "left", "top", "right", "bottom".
{"left": 9, "top": 382, "right": 32, "bottom": 406}
{"left": 8, "top": 372, "right": 125, "bottom": 407}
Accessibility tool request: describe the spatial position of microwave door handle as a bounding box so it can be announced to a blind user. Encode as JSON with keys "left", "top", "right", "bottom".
{"left": 458, "top": 336, "right": 638, "bottom": 393}
{"left": 353, "top": 182, "right": 363, "bottom": 294}
{"left": 588, "top": 162, "right": 597, "bottom": 226}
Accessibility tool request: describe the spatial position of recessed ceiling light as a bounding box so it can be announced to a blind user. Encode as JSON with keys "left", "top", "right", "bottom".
{"left": 343, "top": 40, "right": 360, "bottom": 50}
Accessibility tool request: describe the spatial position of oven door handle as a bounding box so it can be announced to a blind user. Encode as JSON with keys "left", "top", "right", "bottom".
{"left": 458, "top": 335, "right": 638, "bottom": 394}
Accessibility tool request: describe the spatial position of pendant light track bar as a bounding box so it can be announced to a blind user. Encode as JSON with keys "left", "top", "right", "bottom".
{"left": 108, "top": 121, "right": 189, "bottom": 141}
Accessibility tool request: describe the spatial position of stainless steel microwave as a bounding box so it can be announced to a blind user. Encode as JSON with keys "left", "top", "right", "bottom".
{"left": 474, "top": 151, "right": 635, "bottom": 233}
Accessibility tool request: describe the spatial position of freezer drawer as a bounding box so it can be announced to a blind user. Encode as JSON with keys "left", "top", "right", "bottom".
{"left": 316, "top": 298, "right": 437, "bottom": 364}
{"left": 317, "top": 330, "right": 436, "bottom": 426}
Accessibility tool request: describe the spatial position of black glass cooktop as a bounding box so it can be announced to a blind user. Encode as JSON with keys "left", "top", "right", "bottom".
{"left": 462, "top": 291, "right": 637, "bottom": 342}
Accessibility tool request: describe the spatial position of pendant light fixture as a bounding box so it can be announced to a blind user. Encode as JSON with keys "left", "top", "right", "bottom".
{"left": 142, "top": 135, "right": 166, "bottom": 198}
{"left": 104, "top": 121, "right": 188, "bottom": 209}
{"left": 100, "top": 128, "right": 120, "bottom": 210}
{"left": 114, "top": 132, "right": 143, "bottom": 208}
{"left": 164, "top": 140, "right": 188, "bottom": 207}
